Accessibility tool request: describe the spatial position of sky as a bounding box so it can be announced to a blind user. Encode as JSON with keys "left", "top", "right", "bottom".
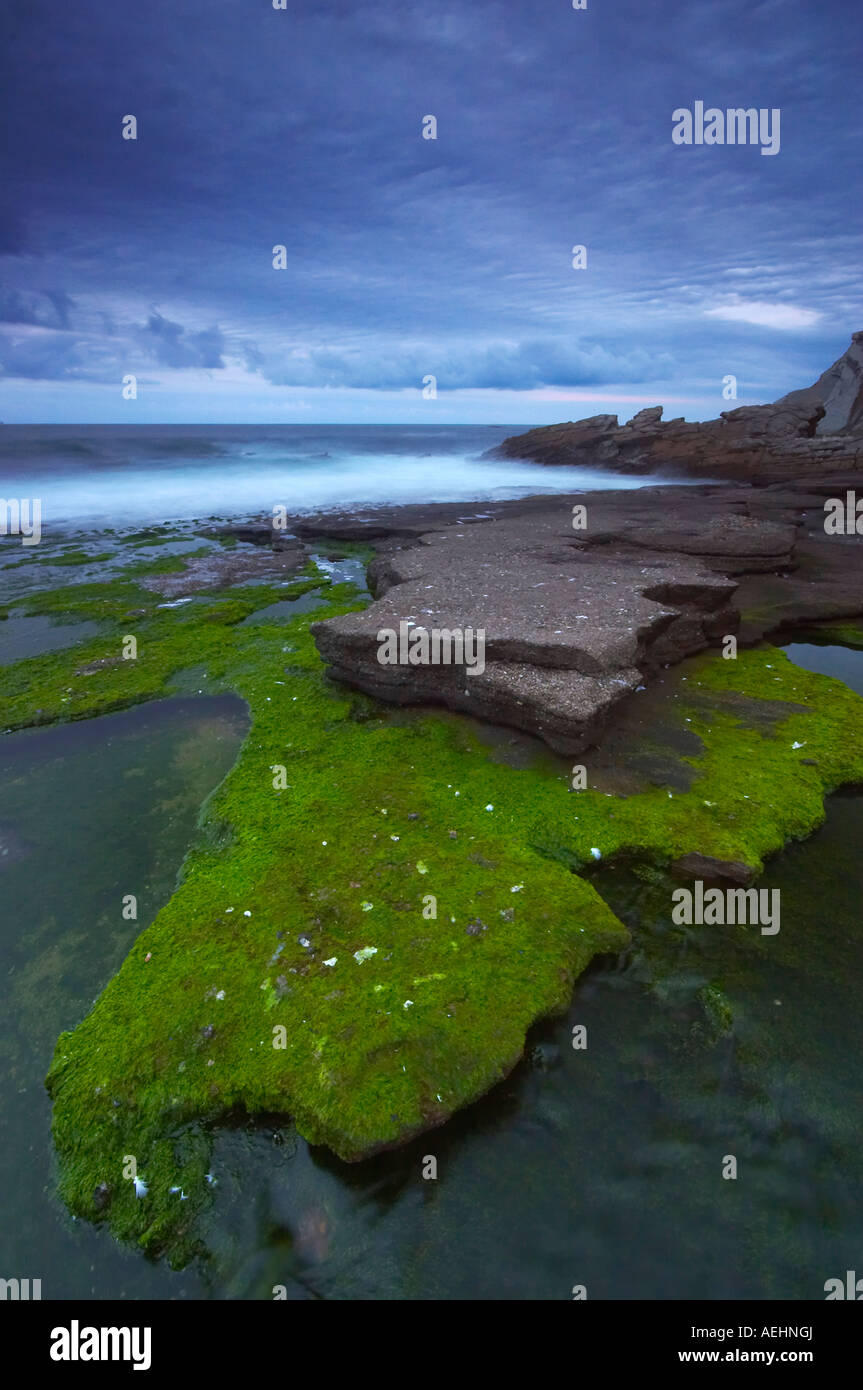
{"left": 0, "top": 0, "right": 860, "bottom": 424}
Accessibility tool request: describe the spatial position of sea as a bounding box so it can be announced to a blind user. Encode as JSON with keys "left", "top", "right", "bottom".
{"left": 0, "top": 423, "right": 686, "bottom": 533}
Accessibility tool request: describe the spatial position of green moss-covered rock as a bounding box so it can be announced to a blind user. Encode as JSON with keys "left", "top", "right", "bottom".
{"left": 791, "top": 621, "right": 863, "bottom": 649}
{"left": 696, "top": 982, "right": 734, "bottom": 1041}
{"left": 542, "top": 647, "right": 863, "bottom": 878}
{"left": 38, "top": 596, "right": 627, "bottom": 1257}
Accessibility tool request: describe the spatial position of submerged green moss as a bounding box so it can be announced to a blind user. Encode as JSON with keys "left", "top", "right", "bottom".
{"left": 793, "top": 621, "right": 863, "bottom": 649}
{"left": 3, "top": 548, "right": 115, "bottom": 570}
{"left": 310, "top": 538, "right": 377, "bottom": 566}
{"left": 696, "top": 982, "right": 734, "bottom": 1041}
{"left": 4, "top": 538, "right": 863, "bottom": 1264}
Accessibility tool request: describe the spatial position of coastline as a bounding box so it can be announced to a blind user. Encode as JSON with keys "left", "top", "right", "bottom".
{"left": 4, "top": 472, "right": 863, "bottom": 1263}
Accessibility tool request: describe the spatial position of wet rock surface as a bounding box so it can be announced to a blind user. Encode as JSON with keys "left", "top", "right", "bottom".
{"left": 139, "top": 542, "right": 307, "bottom": 597}
{"left": 671, "top": 852, "right": 757, "bottom": 886}
{"left": 306, "top": 482, "right": 863, "bottom": 753}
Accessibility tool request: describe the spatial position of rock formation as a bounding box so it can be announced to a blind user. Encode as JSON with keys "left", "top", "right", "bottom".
{"left": 487, "top": 333, "right": 863, "bottom": 482}
{"left": 778, "top": 331, "right": 863, "bottom": 435}
{"left": 308, "top": 476, "right": 863, "bottom": 755}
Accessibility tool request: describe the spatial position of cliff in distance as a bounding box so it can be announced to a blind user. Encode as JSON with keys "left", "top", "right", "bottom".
{"left": 489, "top": 333, "right": 863, "bottom": 482}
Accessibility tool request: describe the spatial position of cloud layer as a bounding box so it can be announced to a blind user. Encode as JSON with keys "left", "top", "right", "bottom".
{"left": 0, "top": 0, "right": 859, "bottom": 420}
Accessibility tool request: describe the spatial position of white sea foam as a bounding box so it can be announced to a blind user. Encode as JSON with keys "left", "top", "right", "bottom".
{"left": 0, "top": 426, "right": 701, "bottom": 530}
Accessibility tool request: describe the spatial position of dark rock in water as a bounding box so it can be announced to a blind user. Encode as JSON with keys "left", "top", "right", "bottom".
{"left": 203, "top": 524, "right": 292, "bottom": 548}
{"left": 93, "top": 1182, "right": 111, "bottom": 1211}
{"left": 529, "top": 1042, "right": 561, "bottom": 1070}
{"left": 486, "top": 333, "right": 863, "bottom": 483}
{"left": 671, "top": 852, "right": 756, "bottom": 886}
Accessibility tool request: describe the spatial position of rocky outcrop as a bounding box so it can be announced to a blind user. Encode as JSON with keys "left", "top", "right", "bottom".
{"left": 488, "top": 333, "right": 863, "bottom": 482}
{"left": 778, "top": 331, "right": 863, "bottom": 435}
{"left": 313, "top": 513, "right": 737, "bottom": 753}
{"left": 309, "top": 480, "right": 863, "bottom": 755}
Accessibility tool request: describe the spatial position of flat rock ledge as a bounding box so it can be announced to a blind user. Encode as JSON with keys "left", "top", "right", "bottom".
{"left": 309, "top": 480, "right": 863, "bottom": 754}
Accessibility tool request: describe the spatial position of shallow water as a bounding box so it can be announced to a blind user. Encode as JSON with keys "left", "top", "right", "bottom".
{"left": 309, "top": 554, "right": 371, "bottom": 593}
{"left": 0, "top": 696, "right": 248, "bottom": 1298}
{"left": 0, "top": 614, "right": 104, "bottom": 666}
{"left": 239, "top": 590, "right": 327, "bottom": 623}
{"left": 1, "top": 664, "right": 860, "bottom": 1298}
{"left": 784, "top": 642, "right": 863, "bottom": 696}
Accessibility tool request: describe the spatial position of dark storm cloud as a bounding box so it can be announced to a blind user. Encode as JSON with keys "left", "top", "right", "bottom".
{"left": 0, "top": 308, "right": 225, "bottom": 380}
{"left": 0, "top": 289, "right": 75, "bottom": 329}
{"left": 140, "top": 313, "right": 226, "bottom": 370}
{"left": 0, "top": 291, "right": 48, "bottom": 326}
{"left": 260, "top": 338, "right": 674, "bottom": 391}
{"left": 0, "top": 328, "right": 88, "bottom": 381}
{"left": 0, "top": 0, "right": 860, "bottom": 414}
{"left": 45, "top": 291, "right": 75, "bottom": 330}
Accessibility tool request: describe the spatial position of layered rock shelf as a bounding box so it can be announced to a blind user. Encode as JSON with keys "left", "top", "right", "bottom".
{"left": 309, "top": 479, "right": 863, "bottom": 753}
{"left": 486, "top": 333, "right": 863, "bottom": 482}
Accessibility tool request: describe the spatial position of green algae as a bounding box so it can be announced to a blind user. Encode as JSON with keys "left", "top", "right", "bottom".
{"left": 4, "top": 537, "right": 863, "bottom": 1264}
{"left": 312, "top": 539, "right": 377, "bottom": 565}
{"left": 792, "top": 621, "right": 863, "bottom": 650}
{"left": 123, "top": 546, "right": 214, "bottom": 578}
{"left": 694, "top": 982, "right": 734, "bottom": 1044}
{"left": 545, "top": 647, "right": 863, "bottom": 879}
{"left": 0, "top": 572, "right": 326, "bottom": 730}
{"left": 21, "top": 568, "right": 623, "bottom": 1261}
{"left": 121, "top": 531, "right": 180, "bottom": 547}
{"left": 2, "top": 549, "right": 115, "bottom": 570}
